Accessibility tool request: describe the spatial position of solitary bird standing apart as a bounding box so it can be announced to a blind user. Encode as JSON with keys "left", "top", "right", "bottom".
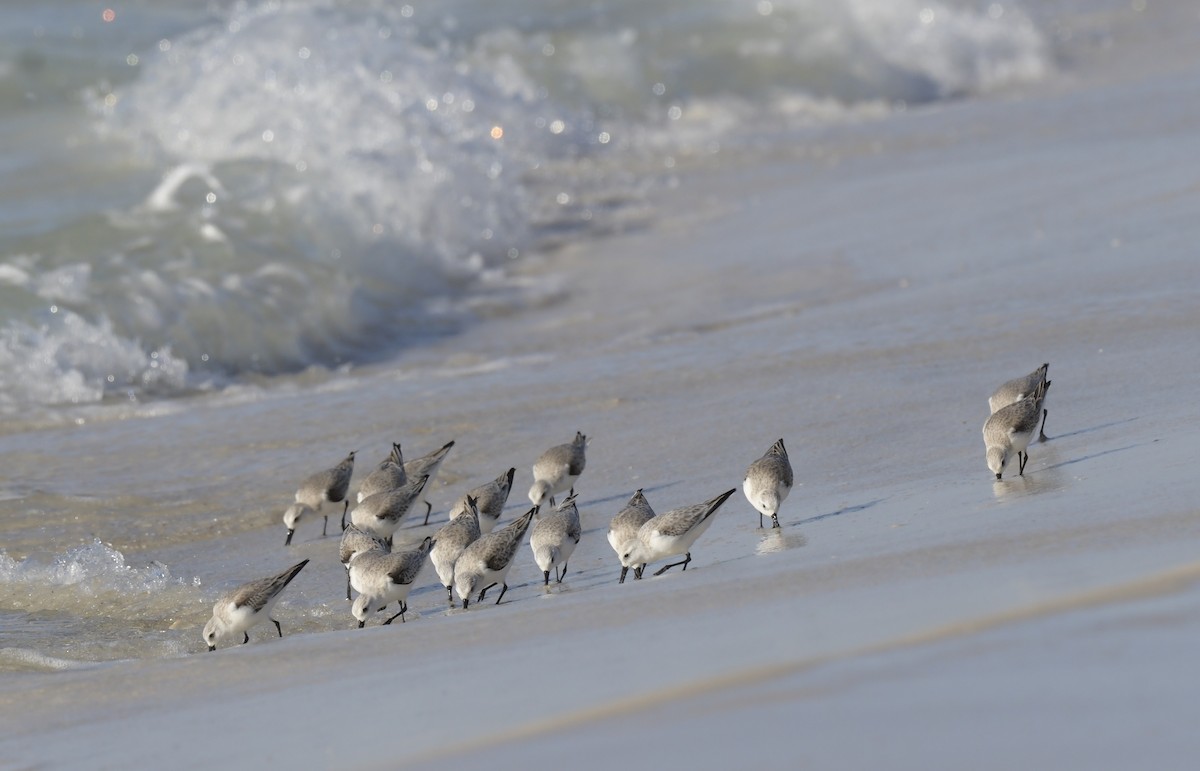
{"left": 403, "top": 440, "right": 455, "bottom": 525}
{"left": 202, "top": 559, "right": 309, "bottom": 651}
{"left": 984, "top": 379, "right": 1050, "bottom": 480}
{"left": 453, "top": 507, "right": 538, "bottom": 609}
{"left": 528, "top": 431, "right": 587, "bottom": 509}
{"left": 989, "top": 363, "right": 1050, "bottom": 442}
{"left": 620, "top": 489, "right": 737, "bottom": 579}
{"left": 292, "top": 451, "right": 356, "bottom": 539}
{"left": 607, "top": 489, "right": 656, "bottom": 584}
{"left": 743, "top": 438, "right": 793, "bottom": 529}
{"left": 530, "top": 494, "right": 582, "bottom": 585}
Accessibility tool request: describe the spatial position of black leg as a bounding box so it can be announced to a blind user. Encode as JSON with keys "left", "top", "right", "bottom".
{"left": 619, "top": 566, "right": 629, "bottom": 584}
{"left": 634, "top": 565, "right": 644, "bottom": 580}
{"left": 446, "top": 585, "right": 454, "bottom": 607}
{"left": 272, "top": 619, "right": 283, "bottom": 637}
{"left": 1039, "top": 408, "right": 1049, "bottom": 442}
{"left": 1018, "top": 451, "right": 1028, "bottom": 475}
{"left": 423, "top": 501, "right": 432, "bottom": 526}
{"left": 654, "top": 552, "right": 692, "bottom": 576}
{"left": 345, "top": 570, "right": 352, "bottom": 601}
{"left": 340, "top": 500, "right": 349, "bottom": 531}
{"left": 759, "top": 512, "right": 763, "bottom": 529}
{"left": 322, "top": 515, "right": 328, "bottom": 537}
{"left": 495, "top": 583, "right": 508, "bottom": 604}
{"left": 557, "top": 561, "right": 568, "bottom": 583}
{"left": 549, "top": 496, "right": 556, "bottom": 508}
{"left": 383, "top": 602, "right": 408, "bottom": 625}
{"left": 242, "top": 632, "right": 249, "bottom": 645}
{"left": 479, "top": 582, "right": 497, "bottom": 603}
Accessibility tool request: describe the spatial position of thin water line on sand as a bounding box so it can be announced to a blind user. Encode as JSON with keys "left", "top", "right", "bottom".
{"left": 404, "top": 559, "right": 1200, "bottom": 766}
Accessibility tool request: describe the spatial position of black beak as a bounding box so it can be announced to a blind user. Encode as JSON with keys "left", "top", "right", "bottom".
{"left": 357, "top": 620, "right": 365, "bottom": 629}
{"left": 207, "top": 645, "right": 215, "bottom": 652}
{"left": 284, "top": 529, "right": 294, "bottom": 546}
{"left": 995, "top": 473, "right": 1002, "bottom": 480}
{"left": 619, "top": 566, "right": 628, "bottom": 584}
{"left": 462, "top": 598, "right": 470, "bottom": 610}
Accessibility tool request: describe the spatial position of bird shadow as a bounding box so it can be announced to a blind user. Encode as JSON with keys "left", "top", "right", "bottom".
{"left": 1040, "top": 442, "right": 1145, "bottom": 473}
{"left": 1042, "top": 416, "right": 1138, "bottom": 442}
{"left": 791, "top": 498, "right": 886, "bottom": 528}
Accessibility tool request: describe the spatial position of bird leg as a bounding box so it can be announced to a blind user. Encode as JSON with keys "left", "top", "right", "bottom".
{"left": 422, "top": 501, "right": 432, "bottom": 526}
{"left": 619, "top": 566, "right": 629, "bottom": 584}
{"left": 242, "top": 632, "right": 249, "bottom": 645}
{"left": 479, "top": 582, "right": 497, "bottom": 603}
{"left": 1018, "top": 451, "right": 1028, "bottom": 475}
{"left": 446, "top": 585, "right": 455, "bottom": 607}
{"left": 1039, "top": 409, "right": 1049, "bottom": 442}
{"left": 340, "top": 500, "right": 349, "bottom": 531}
{"left": 383, "top": 602, "right": 408, "bottom": 625}
{"left": 322, "top": 514, "right": 328, "bottom": 537}
{"left": 495, "top": 583, "right": 509, "bottom": 604}
{"left": 272, "top": 619, "right": 283, "bottom": 637}
{"left": 654, "top": 552, "right": 692, "bottom": 576}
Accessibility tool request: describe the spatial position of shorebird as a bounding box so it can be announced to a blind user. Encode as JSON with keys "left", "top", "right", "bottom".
{"left": 990, "top": 363, "right": 1051, "bottom": 442}
{"left": 984, "top": 379, "right": 1050, "bottom": 479}
{"left": 356, "top": 443, "right": 407, "bottom": 504}
{"left": 607, "top": 489, "right": 656, "bottom": 584}
{"left": 349, "top": 474, "right": 430, "bottom": 545}
{"left": 339, "top": 524, "right": 389, "bottom": 601}
{"left": 530, "top": 494, "right": 582, "bottom": 585}
{"left": 743, "top": 438, "right": 793, "bottom": 529}
{"left": 349, "top": 536, "right": 435, "bottom": 627}
{"left": 202, "top": 559, "right": 309, "bottom": 651}
{"left": 453, "top": 507, "right": 537, "bottom": 609}
{"left": 403, "top": 440, "right": 455, "bottom": 525}
{"left": 620, "top": 489, "right": 736, "bottom": 579}
{"left": 292, "top": 451, "right": 355, "bottom": 538}
{"left": 447, "top": 467, "right": 515, "bottom": 534}
{"left": 528, "top": 431, "right": 587, "bottom": 508}
{"left": 430, "top": 496, "right": 482, "bottom": 607}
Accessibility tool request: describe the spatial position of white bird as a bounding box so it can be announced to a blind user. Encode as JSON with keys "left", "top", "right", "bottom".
{"left": 528, "top": 431, "right": 587, "bottom": 508}
{"left": 202, "top": 559, "right": 309, "bottom": 651}
{"left": 530, "top": 494, "right": 582, "bottom": 585}
{"left": 607, "top": 489, "right": 656, "bottom": 584}
{"left": 984, "top": 378, "right": 1050, "bottom": 480}
{"left": 620, "top": 489, "right": 737, "bottom": 579}
{"left": 291, "top": 450, "right": 356, "bottom": 539}
{"left": 349, "top": 474, "right": 430, "bottom": 545}
{"left": 403, "top": 440, "right": 455, "bottom": 525}
{"left": 453, "top": 507, "right": 537, "bottom": 609}
{"left": 990, "top": 363, "right": 1051, "bottom": 442}
{"left": 743, "top": 438, "right": 793, "bottom": 529}
{"left": 430, "top": 496, "right": 482, "bottom": 607}
{"left": 339, "top": 524, "right": 389, "bottom": 601}
{"left": 356, "top": 442, "right": 407, "bottom": 504}
{"left": 349, "top": 536, "right": 435, "bottom": 627}
{"left": 447, "top": 467, "right": 515, "bottom": 534}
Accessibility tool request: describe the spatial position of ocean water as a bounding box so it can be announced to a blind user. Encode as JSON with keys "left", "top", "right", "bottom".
{"left": 0, "top": 0, "right": 1048, "bottom": 420}
{"left": 3, "top": 0, "right": 1200, "bottom": 763}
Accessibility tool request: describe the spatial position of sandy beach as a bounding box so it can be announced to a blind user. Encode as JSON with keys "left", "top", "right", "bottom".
{"left": 2, "top": 1, "right": 1200, "bottom": 768}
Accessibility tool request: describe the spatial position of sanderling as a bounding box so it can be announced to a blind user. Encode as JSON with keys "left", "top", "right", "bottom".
{"left": 743, "top": 438, "right": 794, "bottom": 529}
{"left": 448, "top": 467, "right": 515, "bottom": 534}
{"left": 349, "top": 474, "right": 430, "bottom": 544}
{"left": 339, "top": 524, "right": 389, "bottom": 601}
{"left": 356, "top": 443, "right": 407, "bottom": 504}
{"left": 530, "top": 494, "right": 582, "bottom": 585}
{"left": 404, "top": 440, "right": 455, "bottom": 525}
{"left": 202, "top": 559, "right": 309, "bottom": 651}
{"left": 453, "top": 507, "right": 537, "bottom": 609}
{"left": 990, "top": 363, "right": 1051, "bottom": 442}
{"left": 292, "top": 450, "right": 356, "bottom": 538}
{"left": 430, "top": 496, "right": 482, "bottom": 607}
{"left": 621, "top": 488, "right": 737, "bottom": 579}
{"left": 528, "top": 431, "right": 587, "bottom": 508}
{"left": 607, "top": 489, "right": 656, "bottom": 584}
{"left": 349, "top": 536, "right": 435, "bottom": 627}
{"left": 983, "top": 378, "right": 1050, "bottom": 480}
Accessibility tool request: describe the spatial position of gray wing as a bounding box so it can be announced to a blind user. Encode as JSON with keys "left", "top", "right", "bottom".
{"left": 232, "top": 560, "right": 308, "bottom": 611}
